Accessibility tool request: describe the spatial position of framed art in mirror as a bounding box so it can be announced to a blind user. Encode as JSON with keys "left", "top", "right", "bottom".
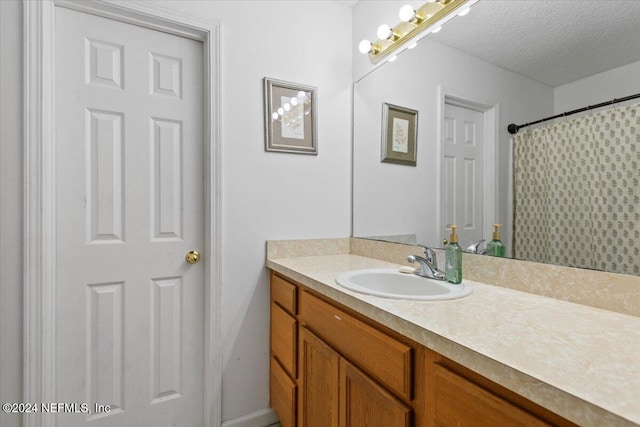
{"left": 381, "top": 102, "right": 418, "bottom": 166}
{"left": 264, "top": 77, "right": 317, "bottom": 154}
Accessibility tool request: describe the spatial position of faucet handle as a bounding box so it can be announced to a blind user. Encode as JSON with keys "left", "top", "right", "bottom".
{"left": 415, "top": 244, "right": 430, "bottom": 257}
{"left": 465, "top": 239, "right": 486, "bottom": 254}
{"left": 416, "top": 244, "right": 438, "bottom": 269}
{"left": 426, "top": 247, "right": 438, "bottom": 269}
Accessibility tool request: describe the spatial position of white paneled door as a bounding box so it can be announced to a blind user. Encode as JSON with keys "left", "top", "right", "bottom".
{"left": 442, "top": 103, "right": 484, "bottom": 249}
{"left": 55, "top": 7, "right": 204, "bottom": 426}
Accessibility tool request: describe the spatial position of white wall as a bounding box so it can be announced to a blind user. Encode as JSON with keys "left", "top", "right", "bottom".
{"left": 0, "top": 1, "right": 352, "bottom": 425}
{"left": 0, "top": 2, "right": 24, "bottom": 427}
{"left": 554, "top": 60, "right": 640, "bottom": 114}
{"left": 352, "top": 1, "right": 554, "bottom": 249}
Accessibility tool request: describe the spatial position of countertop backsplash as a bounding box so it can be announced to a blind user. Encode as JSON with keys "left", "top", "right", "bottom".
{"left": 267, "top": 237, "right": 639, "bottom": 317}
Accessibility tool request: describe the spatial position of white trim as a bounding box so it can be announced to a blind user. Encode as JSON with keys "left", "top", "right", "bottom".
{"left": 221, "top": 409, "right": 280, "bottom": 427}
{"left": 23, "top": 2, "right": 56, "bottom": 426}
{"left": 436, "top": 86, "right": 498, "bottom": 244}
{"left": 23, "top": 2, "right": 222, "bottom": 426}
{"left": 506, "top": 136, "right": 514, "bottom": 258}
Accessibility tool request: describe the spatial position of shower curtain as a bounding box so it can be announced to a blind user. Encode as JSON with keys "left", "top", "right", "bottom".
{"left": 512, "top": 102, "right": 640, "bottom": 275}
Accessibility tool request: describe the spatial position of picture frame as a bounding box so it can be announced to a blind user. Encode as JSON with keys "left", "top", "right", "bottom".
{"left": 381, "top": 102, "right": 418, "bottom": 166}
{"left": 264, "top": 77, "right": 318, "bottom": 154}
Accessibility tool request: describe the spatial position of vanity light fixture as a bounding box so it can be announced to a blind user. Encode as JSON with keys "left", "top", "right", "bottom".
{"left": 359, "top": 0, "right": 478, "bottom": 64}
{"left": 376, "top": 24, "right": 398, "bottom": 41}
{"left": 270, "top": 91, "right": 311, "bottom": 125}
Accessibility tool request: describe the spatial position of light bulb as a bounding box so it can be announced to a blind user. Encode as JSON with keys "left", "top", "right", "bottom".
{"left": 284, "top": 103, "right": 291, "bottom": 112}
{"left": 377, "top": 24, "right": 393, "bottom": 40}
{"left": 458, "top": 7, "right": 470, "bottom": 16}
{"left": 291, "top": 98, "right": 298, "bottom": 106}
{"left": 388, "top": 55, "right": 398, "bottom": 63}
{"left": 432, "top": 26, "right": 442, "bottom": 33}
{"left": 359, "top": 39, "right": 373, "bottom": 54}
{"left": 272, "top": 112, "right": 279, "bottom": 120}
{"left": 408, "top": 42, "right": 418, "bottom": 49}
{"left": 399, "top": 5, "right": 415, "bottom": 22}
{"left": 277, "top": 108, "right": 284, "bottom": 116}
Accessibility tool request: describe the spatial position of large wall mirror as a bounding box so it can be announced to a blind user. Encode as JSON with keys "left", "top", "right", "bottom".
{"left": 352, "top": 0, "right": 640, "bottom": 275}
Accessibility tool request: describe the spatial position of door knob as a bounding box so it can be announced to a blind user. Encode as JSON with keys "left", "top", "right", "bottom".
{"left": 185, "top": 250, "right": 201, "bottom": 264}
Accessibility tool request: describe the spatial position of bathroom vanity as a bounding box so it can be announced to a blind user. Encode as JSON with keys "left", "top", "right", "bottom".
{"left": 266, "top": 238, "right": 640, "bottom": 427}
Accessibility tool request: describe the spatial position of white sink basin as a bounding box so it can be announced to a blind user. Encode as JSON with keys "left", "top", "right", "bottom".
{"left": 335, "top": 268, "right": 473, "bottom": 301}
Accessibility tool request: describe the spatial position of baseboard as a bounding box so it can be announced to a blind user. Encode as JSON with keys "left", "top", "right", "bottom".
{"left": 221, "top": 408, "right": 280, "bottom": 427}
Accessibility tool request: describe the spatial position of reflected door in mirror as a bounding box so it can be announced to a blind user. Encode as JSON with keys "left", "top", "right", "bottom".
{"left": 442, "top": 103, "right": 484, "bottom": 247}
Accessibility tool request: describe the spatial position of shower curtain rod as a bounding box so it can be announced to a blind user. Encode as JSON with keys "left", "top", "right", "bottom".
{"left": 507, "top": 92, "right": 640, "bottom": 135}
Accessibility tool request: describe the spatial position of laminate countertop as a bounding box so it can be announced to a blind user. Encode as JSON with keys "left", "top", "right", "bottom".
{"left": 266, "top": 254, "right": 640, "bottom": 427}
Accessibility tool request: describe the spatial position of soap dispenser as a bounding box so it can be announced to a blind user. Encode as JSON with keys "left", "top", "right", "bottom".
{"left": 486, "top": 224, "right": 506, "bottom": 257}
{"left": 445, "top": 225, "right": 463, "bottom": 284}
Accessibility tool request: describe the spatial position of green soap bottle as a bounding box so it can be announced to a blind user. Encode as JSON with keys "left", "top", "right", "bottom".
{"left": 445, "top": 225, "right": 463, "bottom": 284}
{"left": 486, "top": 224, "right": 506, "bottom": 257}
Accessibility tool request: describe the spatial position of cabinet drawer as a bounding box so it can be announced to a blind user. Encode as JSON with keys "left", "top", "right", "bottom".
{"left": 271, "top": 302, "right": 297, "bottom": 378}
{"left": 299, "top": 291, "right": 413, "bottom": 400}
{"left": 271, "top": 273, "right": 297, "bottom": 315}
{"left": 271, "top": 357, "right": 296, "bottom": 427}
{"left": 434, "top": 365, "right": 550, "bottom": 427}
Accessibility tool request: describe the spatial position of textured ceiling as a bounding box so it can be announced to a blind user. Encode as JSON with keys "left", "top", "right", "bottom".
{"left": 430, "top": 0, "right": 640, "bottom": 87}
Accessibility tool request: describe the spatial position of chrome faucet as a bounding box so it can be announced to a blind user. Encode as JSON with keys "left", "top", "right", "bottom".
{"left": 407, "top": 245, "right": 445, "bottom": 280}
{"left": 465, "top": 239, "right": 486, "bottom": 255}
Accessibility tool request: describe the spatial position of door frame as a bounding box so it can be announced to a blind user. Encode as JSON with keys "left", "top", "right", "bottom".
{"left": 23, "top": 1, "right": 222, "bottom": 426}
{"left": 436, "top": 86, "right": 499, "bottom": 245}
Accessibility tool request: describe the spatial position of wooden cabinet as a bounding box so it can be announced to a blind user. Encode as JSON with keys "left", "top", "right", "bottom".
{"left": 432, "top": 365, "right": 550, "bottom": 427}
{"left": 298, "top": 326, "right": 411, "bottom": 427}
{"left": 422, "top": 349, "right": 577, "bottom": 427}
{"left": 271, "top": 272, "right": 415, "bottom": 427}
{"left": 299, "top": 290, "right": 413, "bottom": 401}
{"left": 298, "top": 327, "right": 339, "bottom": 427}
{"left": 272, "top": 273, "right": 297, "bottom": 313}
{"left": 340, "top": 357, "right": 412, "bottom": 427}
{"left": 298, "top": 289, "right": 414, "bottom": 426}
{"left": 269, "top": 271, "right": 577, "bottom": 427}
{"left": 271, "top": 357, "right": 296, "bottom": 427}
{"left": 270, "top": 274, "right": 299, "bottom": 427}
{"left": 271, "top": 303, "right": 297, "bottom": 377}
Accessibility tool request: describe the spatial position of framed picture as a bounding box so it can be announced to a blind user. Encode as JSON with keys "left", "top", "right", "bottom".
{"left": 264, "top": 78, "right": 317, "bottom": 154}
{"left": 381, "top": 102, "right": 418, "bottom": 166}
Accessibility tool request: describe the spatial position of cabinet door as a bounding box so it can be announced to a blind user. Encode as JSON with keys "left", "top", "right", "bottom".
{"left": 340, "top": 358, "right": 412, "bottom": 427}
{"left": 300, "top": 290, "right": 413, "bottom": 400}
{"left": 434, "top": 365, "right": 551, "bottom": 427}
{"left": 299, "top": 327, "right": 340, "bottom": 427}
{"left": 271, "top": 357, "right": 296, "bottom": 427}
